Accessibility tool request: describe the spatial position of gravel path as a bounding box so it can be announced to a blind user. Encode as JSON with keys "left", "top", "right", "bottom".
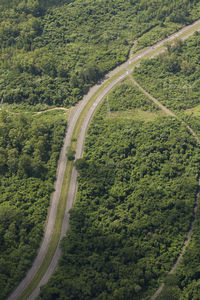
{"left": 8, "top": 18, "right": 200, "bottom": 300}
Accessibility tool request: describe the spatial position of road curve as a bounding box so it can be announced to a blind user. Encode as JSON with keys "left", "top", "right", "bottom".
{"left": 8, "top": 17, "right": 200, "bottom": 300}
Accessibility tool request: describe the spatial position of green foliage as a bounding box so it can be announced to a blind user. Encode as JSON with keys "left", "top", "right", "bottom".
{"left": 172, "top": 207, "right": 200, "bottom": 299}
{"left": 132, "top": 33, "right": 200, "bottom": 299}
{"left": 158, "top": 286, "right": 181, "bottom": 300}
{"left": 157, "top": 275, "right": 181, "bottom": 300}
{"left": 1, "top": 1, "right": 200, "bottom": 299}
{"left": 0, "top": 0, "right": 200, "bottom": 107}
{"left": 134, "top": 34, "right": 200, "bottom": 113}
{"left": 75, "top": 157, "right": 88, "bottom": 171}
{"left": 105, "top": 79, "right": 159, "bottom": 112}
{"left": 0, "top": 110, "right": 67, "bottom": 299}
{"left": 37, "top": 82, "right": 199, "bottom": 300}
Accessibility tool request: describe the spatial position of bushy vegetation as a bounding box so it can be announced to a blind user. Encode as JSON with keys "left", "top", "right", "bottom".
{"left": 134, "top": 33, "right": 200, "bottom": 111}
{"left": 174, "top": 209, "right": 200, "bottom": 300}
{"left": 0, "top": 110, "right": 67, "bottom": 299}
{"left": 37, "top": 81, "right": 199, "bottom": 300}
{"left": 106, "top": 80, "right": 160, "bottom": 113}
{"left": 1, "top": 1, "right": 200, "bottom": 299}
{"left": 133, "top": 33, "right": 200, "bottom": 144}
{"left": 1, "top": 0, "right": 200, "bottom": 107}
{"left": 133, "top": 32, "right": 200, "bottom": 300}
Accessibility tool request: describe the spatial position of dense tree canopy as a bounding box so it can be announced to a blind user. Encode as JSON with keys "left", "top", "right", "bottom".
{"left": 1, "top": 0, "right": 200, "bottom": 107}
{"left": 0, "top": 110, "right": 67, "bottom": 299}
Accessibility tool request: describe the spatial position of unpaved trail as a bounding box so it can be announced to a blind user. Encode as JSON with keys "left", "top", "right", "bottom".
{"left": 7, "top": 17, "right": 200, "bottom": 300}
{"left": 129, "top": 75, "right": 200, "bottom": 300}
{"left": 34, "top": 107, "right": 69, "bottom": 115}
{"left": 0, "top": 107, "right": 69, "bottom": 116}
{"left": 129, "top": 76, "right": 176, "bottom": 117}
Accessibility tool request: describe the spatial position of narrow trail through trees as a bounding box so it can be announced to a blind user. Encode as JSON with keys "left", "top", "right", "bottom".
{"left": 129, "top": 75, "right": 200, "bottom": 300}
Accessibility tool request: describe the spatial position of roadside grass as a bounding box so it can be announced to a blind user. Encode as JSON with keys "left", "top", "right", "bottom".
{"left": 133, "top": 22, "right": 182, "bottom": 53}
{"left": 129, "top": 22, "right": 200, "bottom": 70}
{"left": 131, "top": 21, "right": 200, "bottom": 55}
{"left": 176, "top": 22, "right": 200, "bottom": 40}
{"left": 16, "top": 19, "right": 200, "bottom": 300}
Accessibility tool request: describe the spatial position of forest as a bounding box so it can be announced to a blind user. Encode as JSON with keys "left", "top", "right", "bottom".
{"left": 0, "top": 109, "right": 67, "bottom": 299}
{"left": 133, "top": 29, "right": 200, "bottom": 300}
{"left": 1, "top": 0, "right": 200, "bottom": 299}
{"left": 1, "top": 0, "right": 200, "bottom": 107}
{"left": 37, "top": 79, "right": 200, "bottom": 299}
{"left": 133, "top": 33, "right": 200, "bottom": 137}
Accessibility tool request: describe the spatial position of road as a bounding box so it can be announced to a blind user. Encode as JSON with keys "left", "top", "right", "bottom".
{"left": 8, "top": 17, "right": 200, "bottom": 300}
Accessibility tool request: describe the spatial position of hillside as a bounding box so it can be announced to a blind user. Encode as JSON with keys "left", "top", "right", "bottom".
{"left": 1, "top": 1, "right": 200, "bottom": 299}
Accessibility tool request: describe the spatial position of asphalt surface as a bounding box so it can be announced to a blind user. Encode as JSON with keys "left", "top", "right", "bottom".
{"left": 7, "top": 18, "right": 200, "bottom": 300}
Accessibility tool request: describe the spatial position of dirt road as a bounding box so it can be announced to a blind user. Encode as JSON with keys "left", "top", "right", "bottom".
{"left": 8, "top": 17, "right": 200, "bottom": 300}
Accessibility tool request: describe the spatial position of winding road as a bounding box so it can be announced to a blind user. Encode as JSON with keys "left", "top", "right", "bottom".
{"left": 8, "top": 18, "right": 200, "bottom": 300}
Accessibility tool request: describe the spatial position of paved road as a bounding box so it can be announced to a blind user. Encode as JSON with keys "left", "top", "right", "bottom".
{"left": 8, "top": 17, "right": 200, "bottom": 300}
